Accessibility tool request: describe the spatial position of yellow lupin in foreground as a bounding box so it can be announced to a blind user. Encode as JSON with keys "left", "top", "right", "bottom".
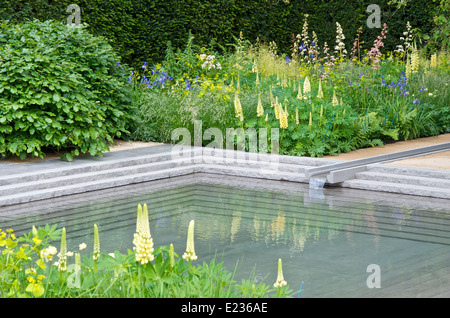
{"left": 274, "top": 258, "right": 287, "bottom": 288}
{"left": 133, "top": 204, "right": 155, "bottom": 264}
{"left": 182, "top": 220, "right": 197, "bottom": 261}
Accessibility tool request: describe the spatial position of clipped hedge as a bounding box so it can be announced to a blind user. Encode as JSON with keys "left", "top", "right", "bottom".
{"left": 0, "top": 0, "right": 438, "bottom": 67}
{"left": 0, "top": 19, "right": 134, "bottom": 161}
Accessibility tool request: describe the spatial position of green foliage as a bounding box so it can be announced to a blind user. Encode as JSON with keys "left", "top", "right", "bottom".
{"left": 0, "top": 225, "right": 294, "bottom": 298}
{"left": 128, "top": 33, "right": 448, "bottom": 158}
{"left": 0, "top": 19, "right": 135, "bottom": 161}
{"left": 0, "top": 0, "right": 439, "bottom": 68}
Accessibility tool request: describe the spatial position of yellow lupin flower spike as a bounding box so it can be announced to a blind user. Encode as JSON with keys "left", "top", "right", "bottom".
{"left": 93, "top": 224, "right": 100, "bottom": 261}
{"left": 303, "top": 76, "right": 311, "bottom": 98}
{"left": 430, "top": 53, "right": 437, "bottom": 68}
{"left": 274, "top": 258, "right": 287, "bottom": 288}
{"left": 309, "top": 111, "right": 312, "bottom": 127}
{"left": 279, "top": 107, "right": 288, "bottom": 129}
{"left": 234, "top": 92, "right": 244, "bottom": 121}
{"left": 183, "top": 220, "right": 197, "bottom": 261}
{"left": 297, "top": 82, "right": 303, "bottom": 100}
{"left": 317, "top": 80, "right": 324, "bottom": 98}
{"left": 57, "top": 227, "right": 67, "bottom": 272}
{"left": 169, "top": 243, "right": 175, "bottom": 268}
{"left": 257, "top": 93, "right": 264, "bottom": 117}
{"left": 332, "top": 91, "right": 338, "bottom": 107}
{"left": 296, "top": 107, "right": 299, "bottom": 125}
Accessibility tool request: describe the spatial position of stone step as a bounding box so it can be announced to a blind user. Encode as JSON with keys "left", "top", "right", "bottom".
{"left": 355, "top": 171, "right": 450, "bottom": 189}
{"left": 0, "top": 158, "right": 191, "bottom": 196}
{"left": 367, "top": 164, "right": 450, "bottom": 180}
{"left": 341, "top": 179, "right": 450, "bottom": 199}
{"left": 0, "top": 165, "right": 197, "bottom": 207}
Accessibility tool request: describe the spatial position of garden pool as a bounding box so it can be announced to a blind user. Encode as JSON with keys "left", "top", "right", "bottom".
{"left": 1, "top": 175, "right": 449, "bottom": 297}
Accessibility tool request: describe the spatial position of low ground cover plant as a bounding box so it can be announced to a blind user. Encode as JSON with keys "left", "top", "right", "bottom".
{"left": 0, "top": 204, "right": 294, "bottom": 298}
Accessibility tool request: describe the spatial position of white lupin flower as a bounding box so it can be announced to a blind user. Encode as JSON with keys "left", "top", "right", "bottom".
{"left": 182, "top": 220, "right": 197, "bottom": 262}
{"left": 274, "top": 258, "right": 287, "bottom": 288}
{"left": 317, "top": 80, "right": 324, "bottom": 98}
{"left": 303, "top": 76, "right": 311, "bottom": 98}
{"left": 335, "top": 22, "right": 347, "bottom": 57}
{"left": 133, "top": 204, "right": 155, "bottom": 264}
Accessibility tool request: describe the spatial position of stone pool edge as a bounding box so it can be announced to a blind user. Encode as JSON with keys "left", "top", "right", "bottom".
{"left": 0, "top": 144, "right": 449, "bottom": 207}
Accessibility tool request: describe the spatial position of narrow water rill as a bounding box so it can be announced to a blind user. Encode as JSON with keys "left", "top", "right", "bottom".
{"left": 1, "top": 175, "right": 449, "bottom": 297}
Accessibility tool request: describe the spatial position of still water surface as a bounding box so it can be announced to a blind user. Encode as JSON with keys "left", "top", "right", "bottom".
{"left": 1, "top": 178, "right": 449, "bottom": 297}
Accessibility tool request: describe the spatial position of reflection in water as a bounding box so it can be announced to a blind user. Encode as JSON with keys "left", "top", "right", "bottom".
{"left": 1, "top": 181, "right": 449, "bottom": 297}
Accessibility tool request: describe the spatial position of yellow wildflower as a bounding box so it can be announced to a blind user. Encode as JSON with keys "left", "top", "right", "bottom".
{"left": 296, "top": 107, "right": 299, "bottom": 125}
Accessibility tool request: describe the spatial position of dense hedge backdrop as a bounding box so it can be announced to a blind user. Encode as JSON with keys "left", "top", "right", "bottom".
{"left": 0, "top": 0, "right": 438, "bottom": 67}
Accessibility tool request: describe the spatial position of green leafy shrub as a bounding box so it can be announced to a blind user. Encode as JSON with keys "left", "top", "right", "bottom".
{"left": 0, "top": 19, "right": 134, "bottom": 161}
{"left": 0, "top": 0, "right": 438, "bottom": 68}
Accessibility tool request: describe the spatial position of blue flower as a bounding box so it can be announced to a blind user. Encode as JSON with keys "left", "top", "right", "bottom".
{"left": 413, "top": 99, "right": 420, "bottom": 105}
{"left": 299, "top": 43, "right": 306, "bottom": 52}
{"left": 285, "top": 56, "right": 291, "bottom": 63}
{"left": 311, "top": 41, "right": 315, "bottom": 47}
{"left": 142, "top": 62, "right": 148, "bottom": 69}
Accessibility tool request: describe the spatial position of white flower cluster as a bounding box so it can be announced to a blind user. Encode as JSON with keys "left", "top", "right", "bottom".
{"left": 133, "top": 233, "right": 154, "bottom": 265}
{"left": 40, "top": 246, "right": 58, "bottom": 262}
{"left": 200, "top": 54, "right": 222, "bottom": 70}
{"left": 133, "top": 204, "right": 155, "bottom": 265}
{"left": 335, "top": 22, "right": 347, "bottom": 57}
{"left": 395, "top": 22, "right": 413, "bottom": 53}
